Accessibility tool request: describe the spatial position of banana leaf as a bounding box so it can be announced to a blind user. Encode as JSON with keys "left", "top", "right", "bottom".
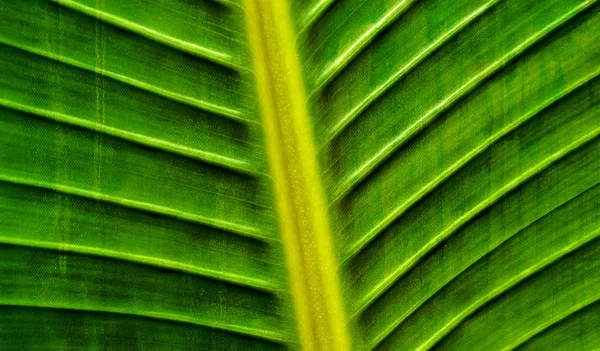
{"left": 1, "top": 0, "right": 599, "bottom": 349}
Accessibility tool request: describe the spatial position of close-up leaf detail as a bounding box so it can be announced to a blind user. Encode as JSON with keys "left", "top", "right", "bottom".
{"left": 0, "top": 0, "right": 599, "bottom": 350}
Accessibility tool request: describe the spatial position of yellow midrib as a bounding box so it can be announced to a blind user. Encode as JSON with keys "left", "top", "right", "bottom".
{"left": 243, "top": 0, "right": 350, "bottom": 350}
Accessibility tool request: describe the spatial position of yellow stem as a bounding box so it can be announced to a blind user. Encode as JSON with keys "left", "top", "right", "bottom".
{"left": 243, "top": 0, "right": 351, "bottom": 349}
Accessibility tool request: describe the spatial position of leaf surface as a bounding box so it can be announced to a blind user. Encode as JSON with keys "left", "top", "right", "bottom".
{"left": 1, "top": 0, "right": 599, "bottom": 349}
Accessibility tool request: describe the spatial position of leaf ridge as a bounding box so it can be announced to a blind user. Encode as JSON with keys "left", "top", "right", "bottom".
{"left": 0, "top": 302, "right": 289, "bottom": 343}
{"left": 502, "top": 297, "right": 600, "bottom": 351}
{"left": 298, "top": 0, "right": 337, "bottom": 32}
{"left": 0, "top": 98, "right": 261, "bottom": 176}
{"left": 0, "top": 40, "right": 246, "bottom": 121}
{"left": 50, "top": 0, "right": 245, "bottom": 70}
{"left": 320, "top": 0, "right": 501, "bottom": 145}
{"left": 331, "top": 0, "right": 597, "bottom": 202}
{"left": 0, "top": 236, "right": 279, "bottom": 292}
{"left": 311, "top": 0, "right": 417, "bottom": 94}
{"left": 343, "top": 67, "right": 600, "bottom": 261}
{"left": 353, "top": 126, "right": 600, "bottom": 316}
{"left": 418, "top": 228, "right": 600, "bottom": 351}
{"left": 364, "top": 181, "right": 600, "bottom": 349}
{"left": 0, "top": 175, "right": 271, "bottom": 241}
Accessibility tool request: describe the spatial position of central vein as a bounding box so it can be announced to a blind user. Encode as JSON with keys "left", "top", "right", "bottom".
{"left": 243, "top": 0, "right": 350, "bottom": 349}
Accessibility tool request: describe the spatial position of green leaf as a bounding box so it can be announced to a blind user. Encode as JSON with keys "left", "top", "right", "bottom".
{"left": 1, "top": 0, "right": 599, "bottom": 350}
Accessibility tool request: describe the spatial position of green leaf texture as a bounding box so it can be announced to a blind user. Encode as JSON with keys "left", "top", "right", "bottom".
{"left": 293, "top": 0, "right": 600, "bottom": 349}
{"left": 0, "top": 0, "right": 294, "bottom": 349}
{"left": 2, "top": 0, "right": 600, "bottom": 350}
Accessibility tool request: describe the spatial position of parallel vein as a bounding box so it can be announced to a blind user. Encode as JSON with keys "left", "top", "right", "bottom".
{"left": 343, "top": 68, "right": 600, "bottom": 261}
{"left": 0, "top": 302, "right": 289, "bottom": 344}
{"left": 365, "top": 182, "right": 600, "bottom": 349}
{"left": 322, "top": 0, "right": 500, "bottom": 144}
{"left": 0, "top": 236, "right": 278, "bottom": 292}
{"left": 0, "top": 41, "right": 245, "bottom": 121}
{"left": 0, "top": 175, "right": 270, "bottom": 242}
{"left": 331, "top": 0, "right": 596, "bottom": 201}
{"left": 51, "top": 0, "right": 244, "bottom": 70}
{"left": 0, "top": 99, "right": 260, "bottom": 176}
{"left": 311, "top": 0, "right": 417, "bottom": 93}
{"left": 420, "top": 229, "right": 600, "bottom": 351}
{"left": 353, "top": 127, "right": 600, "bottom": 315}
